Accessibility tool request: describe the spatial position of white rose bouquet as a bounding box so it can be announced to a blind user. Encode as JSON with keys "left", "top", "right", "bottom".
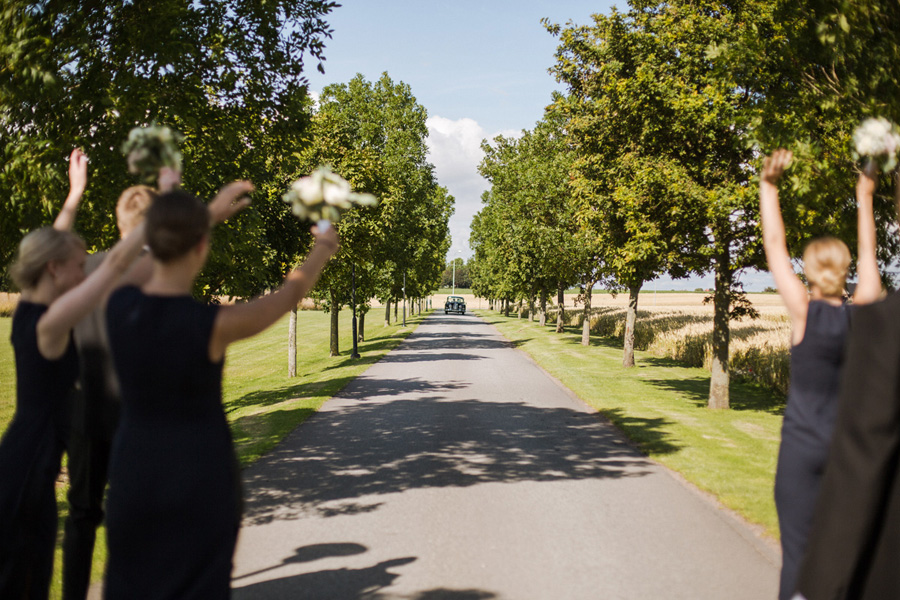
{"left": 122, "top": 124, "right": 183, "bottom": 184}
{"left": 853, "top": 117, "right": 900, "bottom": 171}
{"left": 283, "top": 166, "right": 378, "bottom": 229}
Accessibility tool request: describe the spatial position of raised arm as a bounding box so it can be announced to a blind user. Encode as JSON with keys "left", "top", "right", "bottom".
{"left": 53, "top": 148, "right": 88, "bottom": 231}
{"left": 852, "top": 161, "right": 883, "bottom": 304}
{"left": 208, "top": 180, "right": 253, "bottom": 225}
{"left": 208, "top": 225, "right": 339, "bottom": 362}
{"left": 37, "top": 223, "right": 147, "bottom": 359}
{"left": 760, "top": 149, "right": 809, "bottom": 333}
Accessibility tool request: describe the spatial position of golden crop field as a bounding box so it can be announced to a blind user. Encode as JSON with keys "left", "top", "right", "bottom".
{"left": 467, "top": 292, "right": 792, "bottom": 396}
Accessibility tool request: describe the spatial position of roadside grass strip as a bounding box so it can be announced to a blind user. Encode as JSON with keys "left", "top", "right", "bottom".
{"left": 0, "top": 310, "right": 428, "bottom": 598}
{"left": 477, "top": 310, "right": 783, "bottom": 540}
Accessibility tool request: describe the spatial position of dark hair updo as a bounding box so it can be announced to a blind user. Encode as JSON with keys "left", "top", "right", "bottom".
{"left": 145, "top": 190, "right": 210, "bottom": 263}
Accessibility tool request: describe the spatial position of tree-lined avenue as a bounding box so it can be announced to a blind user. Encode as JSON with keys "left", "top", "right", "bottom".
{"left": 232, "top": 312, "right": 778, "bottom": 599}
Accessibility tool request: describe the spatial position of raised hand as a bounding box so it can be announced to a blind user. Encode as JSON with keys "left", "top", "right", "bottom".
{"left": 761, "top": 149, "right": 793, "bottom": 184}
{"left": 54, "top": 148, "right": 89, "bottom": 231}
{"left": 158, "top": 166, "right": 182, "bottom": 193}
{"left": 311, "top": 222, "right": 340, "bottom": 255}
{"left": 209, "top": 181, "right": 253, "bottom": 225}
{"left": 68, "top": 148, "right": 88, "bottom": 196}
{"left": 856, "top": 160, "right": 878, "bottom": 201}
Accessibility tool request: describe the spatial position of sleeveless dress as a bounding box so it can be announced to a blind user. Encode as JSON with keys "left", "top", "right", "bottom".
{"left": 104, "top": 286, "right": 241, "bottom": 599}
{"left": 774, "top": 300, "right": 850, "bottom": 600}
{"left": 0, "top": 301, "right": 78, "bottom": 599}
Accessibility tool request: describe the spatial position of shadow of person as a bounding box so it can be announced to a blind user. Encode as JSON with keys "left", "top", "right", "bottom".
{"left": 232, "top": 557, "right": 417, "bottom": 600}
{"left": 233, "top": 542, "right": 368, "bottom": 582}
{"left": 410, "top": 589, "right": 498, "bottom": 600}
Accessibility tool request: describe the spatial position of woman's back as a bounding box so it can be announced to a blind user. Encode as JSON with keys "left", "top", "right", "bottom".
{"left": 104, "top": 285, "right": 239, "bottom": 599}
{"left": 785, "top": 300, "right": 851, "bottom": 447}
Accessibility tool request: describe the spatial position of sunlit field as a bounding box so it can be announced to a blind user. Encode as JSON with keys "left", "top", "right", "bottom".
{"left": 473, "top": 292, "right": 791, "bottom": 396}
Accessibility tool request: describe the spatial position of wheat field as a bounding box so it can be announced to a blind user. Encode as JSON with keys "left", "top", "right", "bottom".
{"left": 489, "top": 292, "right": 792, "bottom": 396}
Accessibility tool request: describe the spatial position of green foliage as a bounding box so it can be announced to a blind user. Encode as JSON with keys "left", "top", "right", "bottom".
{"left": 471, "top": 112, "right": 581, "bottom": 306}
{"left": 298, "top": 73, "right": 453, "bottom": 326}
{"left": 713, "top": 0, "right": 900, "bottom": 274}
{"left": 440, "top": 258, "right": 472, "bottom": 289}
{"left": 0, "top": 0, "right": 339, "bottom": 295}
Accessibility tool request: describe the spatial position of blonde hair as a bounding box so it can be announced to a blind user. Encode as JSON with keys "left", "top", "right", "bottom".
{"left": 9, "top": 227, "right": 86, "bottom": 291}
{"left": 116, "top": 185, "right": 158, "bottom": 236}
{"left": 803, "top": 237, "right": 850, "bottom": 297}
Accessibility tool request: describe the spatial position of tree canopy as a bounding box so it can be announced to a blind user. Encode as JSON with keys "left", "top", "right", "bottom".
{"left": 1, "top": 0, "right": 339, "bottom": 296}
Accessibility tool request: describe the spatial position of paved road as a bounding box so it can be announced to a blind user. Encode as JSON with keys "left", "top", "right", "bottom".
{"left": 232, "top": 313, "right": 779, "bottom": 599}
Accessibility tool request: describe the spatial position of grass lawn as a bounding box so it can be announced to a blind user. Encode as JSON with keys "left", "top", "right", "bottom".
{"left": 0, "top": 309, "right": 427, "bottom": 598}
{"left": 477, "top": 310, "right": 784, "bottom": 540}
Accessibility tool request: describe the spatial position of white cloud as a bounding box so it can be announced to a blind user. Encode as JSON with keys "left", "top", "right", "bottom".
{"left": 426, "top": 116, "right": 520, "bottom": 261}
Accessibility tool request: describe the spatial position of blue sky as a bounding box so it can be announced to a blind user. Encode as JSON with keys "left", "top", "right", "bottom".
{"left": 305, "top": 1, "right": 775, "bottom": 291}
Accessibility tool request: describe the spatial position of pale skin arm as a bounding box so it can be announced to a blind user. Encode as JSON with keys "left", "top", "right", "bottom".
{"left": 37, "top": 223, "right": 148, "bottom": 359}
{"left": 760, "top": 149, "right": 809, "bottom": 345}
{"left": 852, "top": 161, "right": 882, "bottom": 304}
{"left": 208, "top": 225, "right": 339, "bottom": 362}
{"left": 53, "top": 148, "right": 88, "bottom": 231}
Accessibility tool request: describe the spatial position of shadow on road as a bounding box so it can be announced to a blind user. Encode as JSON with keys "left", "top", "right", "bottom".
{"left": 232, "top": 543, "right": 499, "bottom": 600}
{"left": 240, "top": 394, "right": 658, "bottom": 526}
{"left": 233, "top": 556, "right": 417, "bottom": 600}
{"left": 233, "top": 543, "right": 368, "bottom": 582}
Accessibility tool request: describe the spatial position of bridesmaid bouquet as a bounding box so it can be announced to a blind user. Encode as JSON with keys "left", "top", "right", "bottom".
{"left": 122, "top": 124, "right": 183, "bottom": 184}
{"left": 853, "top": 117, "right": 900, "bottom": 171}
{"left": 283, "top": 166, "right": 378, "bottom": 229}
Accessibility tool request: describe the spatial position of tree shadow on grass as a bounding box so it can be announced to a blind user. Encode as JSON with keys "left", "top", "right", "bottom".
{"left": 638, "top": 356, "right": 785, "bottom": 416}
{"left": 225, "top": 376, "right": 359, "bottom": 414}
{"left": 599, "top": 408, "right": 681, "bottom": 455}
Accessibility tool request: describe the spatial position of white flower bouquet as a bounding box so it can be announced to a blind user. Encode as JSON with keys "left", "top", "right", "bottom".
{"left": 283, "top": 166, "right": 378, "bottom": 229}
{"left": 853, "top": 117, "right": 900, "bottom": 171}
{"left": 122, "top": 124, "right": 183, "bottom": 184}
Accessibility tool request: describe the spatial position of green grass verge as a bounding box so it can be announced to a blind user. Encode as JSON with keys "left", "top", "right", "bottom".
{"left": 477, "top": 310, "right": 783, "bottom": 539}
{"left": 1, "top": 309, "right": 428, "bottom": 598}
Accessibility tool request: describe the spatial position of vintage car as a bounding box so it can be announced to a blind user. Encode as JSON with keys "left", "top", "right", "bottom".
{"left": 444, "top": 295, "right": 466, "bottom": 315}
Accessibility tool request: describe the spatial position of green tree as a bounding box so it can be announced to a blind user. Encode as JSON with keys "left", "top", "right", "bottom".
{"left": 1, "top": 0, "right": 338, "bottom": 295}
{"left": 549, "top": 3, "right": 763, "bottom": 407}
{"left": 299, "top": 73, "right": 451, "bottom": 354}
{"left": 475, "top": 114, "right": 580, "bottom": 327}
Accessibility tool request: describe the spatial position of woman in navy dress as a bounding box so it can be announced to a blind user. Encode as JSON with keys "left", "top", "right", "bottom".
{"left": 103, "top": 185, "right": 338, "bottom": 598}
{"left": 760, "top": 150, "right": 883, "bottom": 600}
{"left": 0, "top": 149, "right": 148, "bottom": 599}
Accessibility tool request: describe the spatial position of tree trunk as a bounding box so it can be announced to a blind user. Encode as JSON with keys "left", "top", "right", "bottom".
{"left": 623, "top": 282, "right": 642, "bottom": 368}
{"left": 581, "top": 287, "right": 592, "bottom": 346}
{"left": 529, "top": 292, "right": 536, "bottom": 322}
{"left": 539, "top": 286, "right": 548, "bottom": 327}
{"left": 517, "top": 299, "right": 523, "bottom": 319}
{"left": 329, "top": 290, "right": 340, "bottom": 357}
{"left": 384, "top": 300, "right": 391, "bottom": 326}
{"left": 504, "top": 298, "right": 510, "bottom": 317}
{"left": 359, "top": 311, "right": 365, "bottom": 342}
{"left": 394, "top": 299, "right": 398, "bottom": 322}
{"left": 288, "top": 306, "right": 297, "bottom": 377}
{"left": 708, "top": 257, "right": 731, "bottom": 409}
{"left": 556, "top": 281, "right": 565, "bottom": 333}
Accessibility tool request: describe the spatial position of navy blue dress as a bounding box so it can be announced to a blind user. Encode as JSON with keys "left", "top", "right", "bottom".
{"left": 104, "top": 286, "right": 241, "bottom": 599}
{"left": 0, "top": 301, "right": 78, "bottom": 599}
{"left": 775, "top": 300, "right": 850, "bottom": 600}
